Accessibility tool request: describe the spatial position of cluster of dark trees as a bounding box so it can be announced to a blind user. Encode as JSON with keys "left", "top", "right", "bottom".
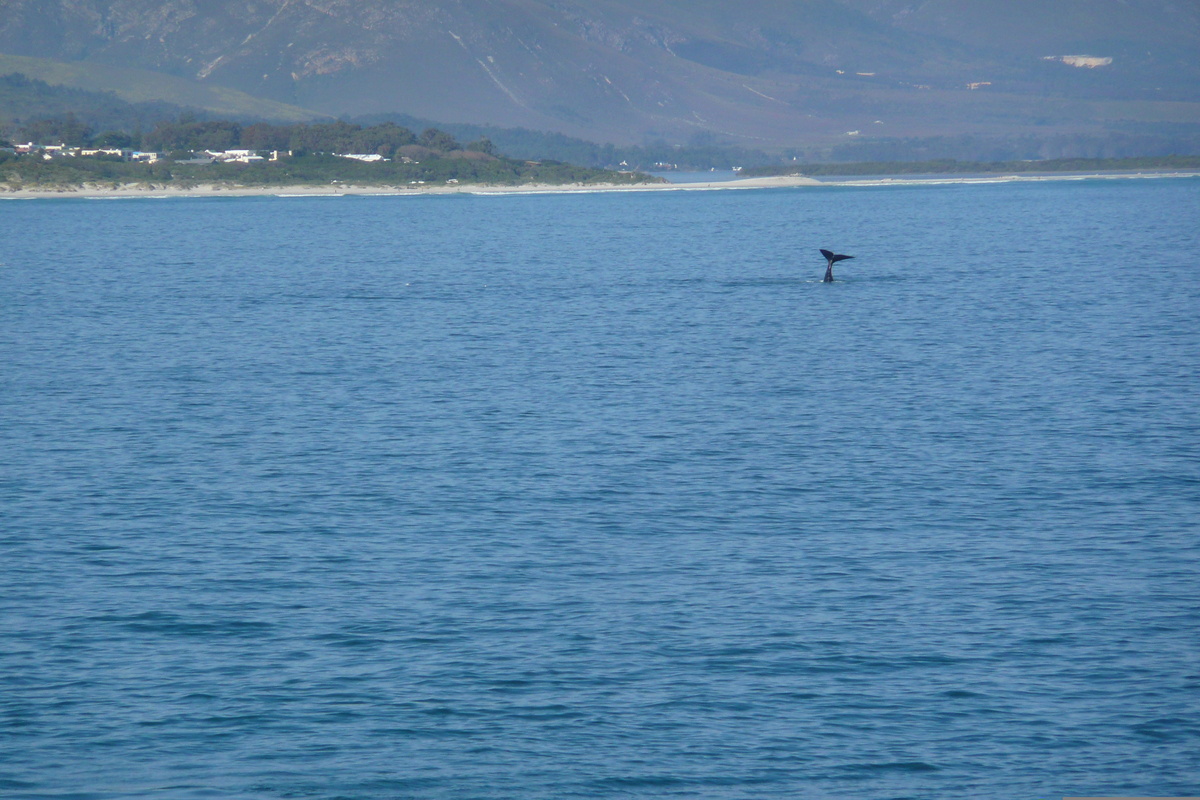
{"left": 12, "top": 113, "right": 97, "bottom": 147}
{"left": 141, "top": 117, "right": 491, "bottom": 156}
{"left": 6, "top": 107, "right": 495, "bottom": 159}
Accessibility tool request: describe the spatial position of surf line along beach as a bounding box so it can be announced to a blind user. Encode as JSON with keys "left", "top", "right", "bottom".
{"left": 2, "top": 171, "right": 1197, "bottom": 199}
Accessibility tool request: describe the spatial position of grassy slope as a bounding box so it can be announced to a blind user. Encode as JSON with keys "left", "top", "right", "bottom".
{"left": 0, "top": 53, "right": 324, "bottom": 123}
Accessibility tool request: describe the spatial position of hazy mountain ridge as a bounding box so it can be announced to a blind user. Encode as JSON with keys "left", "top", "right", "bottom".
{"left": 2, "top": 0, "right": 1197, "bottom": 148}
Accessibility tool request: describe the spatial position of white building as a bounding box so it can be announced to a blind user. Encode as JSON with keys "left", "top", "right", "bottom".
{"left": 337, "top": 153, "right": 387, "bottom": 162}
{"left": 207, "top": 150, "right": 266, "bottom": 163}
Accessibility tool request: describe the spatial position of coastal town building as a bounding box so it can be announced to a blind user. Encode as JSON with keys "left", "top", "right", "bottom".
{"left": 205, "top": 149, "right": 264, "bottom": 163}
{"left": 337, "top": 153, "right": 387, "bottom": 162}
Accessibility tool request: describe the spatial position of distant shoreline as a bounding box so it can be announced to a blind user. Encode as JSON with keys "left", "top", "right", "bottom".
{"left": 799, "top": 170, "right": 1200, "bottom": 187}
{"left": 2, "top": 171, "right": 1197, "bottom": 199}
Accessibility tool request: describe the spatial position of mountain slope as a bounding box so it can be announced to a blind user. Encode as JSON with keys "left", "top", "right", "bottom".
{"left": 0, "top": 52, "right": 323, "bottom": 122}
{"left": 1, "top": 1, "right": 1197, "bottom": 146}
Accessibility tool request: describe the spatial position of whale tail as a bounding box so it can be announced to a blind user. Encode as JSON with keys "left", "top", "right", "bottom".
{"left": 820, "top": 249, "right": 854, "bottom": 264}
{"left": 820, "top": 249, "right": 854, "bottom": 282}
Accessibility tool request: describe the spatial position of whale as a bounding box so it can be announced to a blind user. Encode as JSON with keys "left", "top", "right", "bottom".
{"left": 820, "top": 249, "right": 854, "bottom": 282}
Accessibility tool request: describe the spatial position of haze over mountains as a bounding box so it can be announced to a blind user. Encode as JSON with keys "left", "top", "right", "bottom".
{"left": 2, "top": 0, "right": 1198, "bottom": 152}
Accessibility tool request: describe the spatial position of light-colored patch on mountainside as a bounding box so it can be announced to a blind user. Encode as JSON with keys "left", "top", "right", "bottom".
{"left": 1044, "top": 55, "right": 1113, "bottom": 68}
{"left": 448, "top": 30, "right": 527, "bottom": 109}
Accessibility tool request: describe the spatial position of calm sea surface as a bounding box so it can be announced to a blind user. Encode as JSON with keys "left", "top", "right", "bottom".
{"left": 2, "top": 179, "right": 1198, "bottom": 799}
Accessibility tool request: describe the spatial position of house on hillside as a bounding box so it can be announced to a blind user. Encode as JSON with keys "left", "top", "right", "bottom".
{"left": 207, "top": 150, "right": 265, "bottom": 163}
{"left": 337, "top": 153, "right": 387, "bottom": 162}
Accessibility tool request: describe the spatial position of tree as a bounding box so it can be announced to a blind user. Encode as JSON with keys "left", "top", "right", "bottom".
{"left": 93, "top": 131, "right": 135, "bottom": 149}
{"left": 143, "top": 119, "right": 242, "bottom": 151}
{"left": 19, "top": 113, "right": 92, "bottom": 146}
{"left": 356, "top": 121, "right": 415, "bottom": 153}
{"left": 419, "top": 128, "right": 460, "bottom": 153}
{"left": 241, "top": 123, "right": 290, "bottom": 151}
{"left": 466, "top": 137, "right": 497, "bottom": 156}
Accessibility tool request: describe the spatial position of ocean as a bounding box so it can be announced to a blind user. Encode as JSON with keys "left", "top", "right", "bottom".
{"left": 2, "top": 178, "right": 1198, "bottom": 799}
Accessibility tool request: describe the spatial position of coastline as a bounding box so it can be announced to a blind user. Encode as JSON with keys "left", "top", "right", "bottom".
{"left": 1, "top": 171, "right": 1196, "bottom": 199}
{"left": 803, "top": 170, "right": 1200, "bottom": 187}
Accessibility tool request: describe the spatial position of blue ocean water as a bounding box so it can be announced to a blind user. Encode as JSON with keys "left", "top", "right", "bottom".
{"left": 2, "top": 179, "right": 1198, "bottom": 799}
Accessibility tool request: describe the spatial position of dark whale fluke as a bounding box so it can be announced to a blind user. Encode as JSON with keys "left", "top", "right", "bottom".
{"left": 820, "top": 248, "right": 854, "bottom": 282}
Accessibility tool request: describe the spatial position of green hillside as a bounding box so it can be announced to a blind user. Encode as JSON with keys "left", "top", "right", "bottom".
{"left": 0, "top": 52, "right": 324, "bottom": 123}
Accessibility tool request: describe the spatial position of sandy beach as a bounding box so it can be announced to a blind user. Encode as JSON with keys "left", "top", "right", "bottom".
{"left": 0, "top": 174, "right": 818, "bottom": 199}
{"left": 1, "top": 171, "right": 1195, "bottom": 199}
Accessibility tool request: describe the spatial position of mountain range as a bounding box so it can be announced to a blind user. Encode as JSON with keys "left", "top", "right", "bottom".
{"left": 2, "top": 0, "right": 1198, "bottom": 150}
